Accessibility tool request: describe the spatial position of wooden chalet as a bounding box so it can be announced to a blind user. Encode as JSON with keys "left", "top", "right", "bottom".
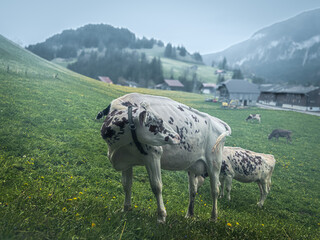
{"left": 200, "top": 83, "right": 216, "bottom": 94}
{"left": 98, "top": 76, "right": 113, "bottom": 84}
{"left": 258, "top": 85, "right": 320, "bottom": 111}
{"left": 217, "top": 79, "right": 260, "bottom": 106}
{"left": 156, "top": 79, "right": 184, "bottom": 91}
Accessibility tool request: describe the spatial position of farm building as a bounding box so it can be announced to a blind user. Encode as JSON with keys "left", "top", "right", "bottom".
{"left": 98, "top": 76, "right": 113, "bottom": 84}
{"left": 156, "top": 79, "right": 184, "bottom": 91}
{"left": 258, "top": 85, "right": 320, "bottom": 111}
{"left": 217, "top": 79, "right": 260, "bottom": 106}
{"left": 200, "top": 83, "right": 216, "bottom": 94}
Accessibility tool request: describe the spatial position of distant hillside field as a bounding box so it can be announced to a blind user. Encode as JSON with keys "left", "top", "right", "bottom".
{"left": 1, "top": 35, "right": 320, "bottom": 239}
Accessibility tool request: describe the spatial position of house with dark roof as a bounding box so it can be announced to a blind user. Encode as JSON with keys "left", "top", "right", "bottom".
{"left": 98, "top": 76, "right": 113, "bottom": 84}
{"left": 156, "top": 79, "right": 184, "bottom": 91}
{"left": 217, "top": 79, "right": 260, "bottom": 106}
{"left": 258, "top": 85, "right": 320, "bottom": 111}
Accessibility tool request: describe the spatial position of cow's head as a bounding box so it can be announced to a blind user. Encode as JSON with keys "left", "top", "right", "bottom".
{"left": 246, "top": 114, "right": 253, "bottom": 121}
{"left": 135, "top": 102, "right": 180, "bottom": 146}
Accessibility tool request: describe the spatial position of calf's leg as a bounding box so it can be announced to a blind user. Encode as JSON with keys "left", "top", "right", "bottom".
{"left": 257, "top": 180, "right": 268, "bottom": 207}
{"left": 224, "top": 175, "right": 233, "bottom": 201}
{"left": 208, "top": 143, "right": 223, "bottom": 221}
{"left": 219, "top": 177, "right": 225, "bottom": 198}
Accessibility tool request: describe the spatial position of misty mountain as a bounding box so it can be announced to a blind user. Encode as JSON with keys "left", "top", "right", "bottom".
{"left": 203, "top": 8, "right": 320, "bottom": 85}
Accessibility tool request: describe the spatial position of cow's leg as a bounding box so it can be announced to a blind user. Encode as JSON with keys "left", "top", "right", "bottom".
{"left": 186, "top": 172, "right": 197, "bottom": 218}
{"left": 208, "top": 144, "right": 223, "bottom": 221}
{"left": 144, "top": 153, "right": 166, "bottom": 223}
{"left": 122, "top": 167, "right": 133, "bottom": 211}
{"left": 287, "top": 135, "right": 292, "bottom": 143}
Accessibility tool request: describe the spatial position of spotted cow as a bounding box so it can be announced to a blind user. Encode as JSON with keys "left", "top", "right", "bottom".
{"left": 97, "top": 93, "right": 231, "bottom": 223}
{"left": 246, "top": 114, "right": 261, "bottom": 123}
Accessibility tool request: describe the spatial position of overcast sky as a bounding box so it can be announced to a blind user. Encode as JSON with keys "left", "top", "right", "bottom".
{"left": 1, "top": 0, "right": 320, "bottom": 54}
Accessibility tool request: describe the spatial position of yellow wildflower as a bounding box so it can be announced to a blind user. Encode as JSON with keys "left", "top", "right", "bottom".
{"left": 227, "top": 223, "right": 232, "bottom": 227}
{"left": 91, "top": 223, "right": 96, "bottom": 228}
{"left": 79, "top": 192, "right": 83, "bottom": 195}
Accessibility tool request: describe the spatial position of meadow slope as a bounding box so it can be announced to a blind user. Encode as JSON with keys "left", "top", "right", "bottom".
{"left": 0, "top": 35, "right": 319, "bottom": 239}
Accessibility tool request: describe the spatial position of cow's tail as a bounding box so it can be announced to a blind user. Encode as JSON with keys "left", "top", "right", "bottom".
{"left": 212, "top": 131, "right": 231, "bottom": 153}
{"left": 96, "top": 104, "right": 111, "bottom": 119}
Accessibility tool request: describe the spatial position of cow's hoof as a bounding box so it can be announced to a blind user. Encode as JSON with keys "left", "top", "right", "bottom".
{"left": 257, "top": 202, "right": 263, "bottom": 208}
{"left": 185, "top": 213, "right": 194, "bottom": 218}
{"left": 123, "top": 205, "right": 132, "bottom": 212}
{"left": 157, "top": 216, "right": 166, "bottom": 224}
{"left": 209, "top": 217, "right": 218, "bottom": 222}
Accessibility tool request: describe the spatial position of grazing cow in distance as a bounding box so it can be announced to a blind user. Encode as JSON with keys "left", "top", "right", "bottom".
{"left": 97, "top": 93, "right": 231, "bottom": 223}
{"left": 268, "top": 129, "right": 292, "bottom": 143}
{"left": 195, "top": 147, "right": 276, "bottom": 208}
{"left": 246, "top": 114, "right": 261, "bottom": 123}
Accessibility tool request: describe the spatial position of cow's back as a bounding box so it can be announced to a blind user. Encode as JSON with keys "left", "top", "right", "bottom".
{"left": 115, "top": 93, "right": 230, "bottom": 171}
{"left": 222, "top": 147, "right": 274, "bottom": 183}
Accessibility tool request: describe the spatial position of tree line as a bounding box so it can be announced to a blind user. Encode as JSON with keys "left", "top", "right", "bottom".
{"left": 26, "top": 24, "right": 164, "bottom": 61}
{"left": 68, "top": 49, "right": 163, "bottom": 88}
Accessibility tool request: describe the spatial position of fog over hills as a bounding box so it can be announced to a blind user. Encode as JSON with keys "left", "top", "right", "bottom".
{"left": 203, "top": 8, "right": 320, "bottom": 85}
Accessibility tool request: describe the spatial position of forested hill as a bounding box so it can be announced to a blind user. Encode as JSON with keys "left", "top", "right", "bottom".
{"left": 26, "top": 24, "right": 163, "bottom": 60}
{"left": 26, "top": 24, "right": 203, "bottom": 88}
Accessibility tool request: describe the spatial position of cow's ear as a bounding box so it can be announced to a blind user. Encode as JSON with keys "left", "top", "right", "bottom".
{"left": 139, "top": 111, "right": 147, "bottom": 126}
{"left": 140, "top": 101, "right": 149, "bottom": 110}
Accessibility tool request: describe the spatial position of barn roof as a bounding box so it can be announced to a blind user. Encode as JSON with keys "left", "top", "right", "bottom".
{"left": 164, "top": 79, "right": 184, "bottom": 87}
{"left": 260, "top": 84, "right": 319, "bottom": 94}
{"left": 202, "top": 83, "right": 216, "bottom": 88}
{"left": 218, "top": 79, "right": 260, "bottom": 94}
{"left": 98, "top": 76, "right": 113, "bottom": 84}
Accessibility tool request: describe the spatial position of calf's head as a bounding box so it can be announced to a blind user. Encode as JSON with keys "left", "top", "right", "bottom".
{"left": 136, "top": 102, "right": 180, "bottom": 146}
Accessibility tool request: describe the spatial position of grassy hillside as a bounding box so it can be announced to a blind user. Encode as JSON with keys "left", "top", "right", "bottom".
{"left": 1, "top": 35, "right": 320, "bottom": 239}
{"left": 51, "top": 45, "right": 228, "bottom": 84}
{"left": 123, "top": 45, "right": 233, "bottom": 83}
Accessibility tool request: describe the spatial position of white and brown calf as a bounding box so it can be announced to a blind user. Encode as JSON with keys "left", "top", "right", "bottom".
{"left": 246, "top": 114, "right": 261, "bottom": 123}
{"left": 97, "top": 93, "right": 231, "bottom": 223}
{"left": 219, "top": 147, "right": 275, "bottom": 207}
{"left": 195, "top": 147, "right": 275, "bottom": 208}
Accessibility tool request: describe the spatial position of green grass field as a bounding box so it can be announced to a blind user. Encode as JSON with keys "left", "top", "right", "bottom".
{"left": 1, "top": 34, "right": 320, "bottom": 239}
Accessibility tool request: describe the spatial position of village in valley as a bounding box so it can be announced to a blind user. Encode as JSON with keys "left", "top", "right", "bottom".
{"left": 98, "top": 73, "right": 320, "bottom": 113}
